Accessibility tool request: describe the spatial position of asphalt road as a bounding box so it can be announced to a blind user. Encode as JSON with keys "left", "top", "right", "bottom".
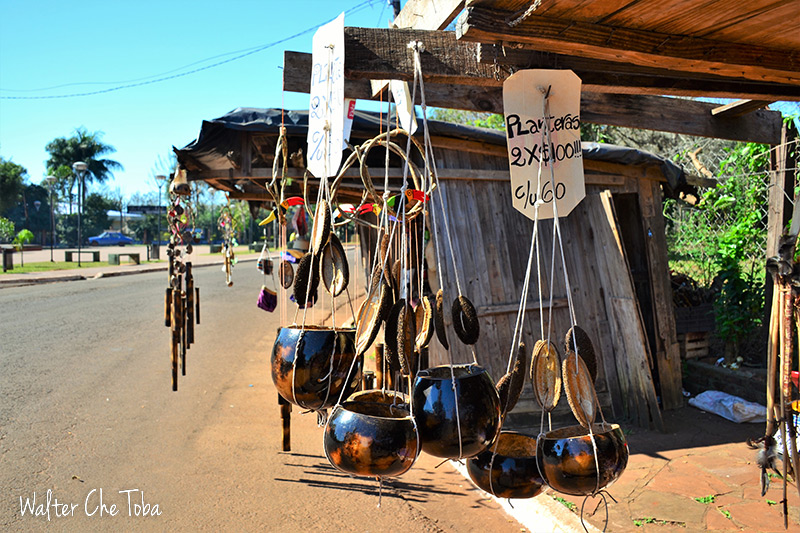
{"left": 0, "top": 263, "right": 525, "bottom": 532}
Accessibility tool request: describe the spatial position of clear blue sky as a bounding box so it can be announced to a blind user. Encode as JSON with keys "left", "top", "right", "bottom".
{"left": 0, "top": 0, "right": 394, "bottom": 199}
{"left": 2, "top": 1, "right": 798, "bottom": 202}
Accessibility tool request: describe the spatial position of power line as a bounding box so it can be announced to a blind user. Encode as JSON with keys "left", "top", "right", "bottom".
{"left": 0, "top": 1, "right": 377, "bottom": 100}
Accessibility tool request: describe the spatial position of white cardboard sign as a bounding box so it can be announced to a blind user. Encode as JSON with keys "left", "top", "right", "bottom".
{"left": 307, "top": 12, "right": 345, "bottom": 178}
{"left": 503, "top": 70, "right": 584, "bottom": 220}
{"left": 390, "top": 80, "right": 417, "bottom": 135}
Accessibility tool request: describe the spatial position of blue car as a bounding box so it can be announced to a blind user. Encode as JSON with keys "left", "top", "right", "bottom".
{"left": 88, "top": 231, "right": 134, "bottom": 246}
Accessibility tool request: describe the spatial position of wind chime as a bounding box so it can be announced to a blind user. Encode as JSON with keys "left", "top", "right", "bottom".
{"left": 164, "top": 168, "right": 200, "bottom": 392}
{"left": 217, "top": 200, "right": 237, "bottom": 287}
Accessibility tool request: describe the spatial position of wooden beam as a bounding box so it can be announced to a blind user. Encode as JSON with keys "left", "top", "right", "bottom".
{"left": 391, "top": 0, "right": 464, "bottom": 30}
{"left": 344, "top": 27, "right": 496, "bottom": 87}
{"left": 711, "top": 99, "right": 774, "bottom": 118}
{"left": 478, "top": 44, "right": 800, "bottom": 102}
{"left": 579, "top": 93, "right": 782, "bottom": 146}
{"left": 284, "top": 51, "right": 782, "bottom": 144}
{"left": 286, "top": 50, "right": 501, "bottom": 110}
{"left": 457, "top": 6, "right": 800, "bottom": 86}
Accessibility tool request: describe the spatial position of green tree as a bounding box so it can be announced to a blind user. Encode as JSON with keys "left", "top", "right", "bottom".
{"left": 13, "top": 229, "right": 34, "bottom": 267}
{"left": 0, "top": 158, "right": 28, "bottom": 217}
{"left": 45, "top": 128, "right": 123, "bottom": 212}
{"left": 0, "top": 217, "right": 14, "bottom": 243}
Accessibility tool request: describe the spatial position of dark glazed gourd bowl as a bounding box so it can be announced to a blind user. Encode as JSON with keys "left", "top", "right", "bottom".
{"left": 411, "top": 364, "right": 501, "bottom": 459}
{"left": 536, "top": 423, "right": 628, "bottom": 496}
{"left": 324, "top": 394, "right": 419, "bottom": 478}
{"left": 467, "top": 431, "right": 545, "bottom": 499}
{"left": 271, "top": 325, "right": 361, "bottom": 410}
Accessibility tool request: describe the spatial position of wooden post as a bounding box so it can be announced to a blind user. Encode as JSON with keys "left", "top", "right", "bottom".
{"left": 639, "top": 181, "right": 683, "bottom": 410}
{"left": 278, "top": 394, "right": 291, "bottom": 452}
{"left": 374, "top": 343, "right": 385, "bottom": 389}
{"left": 765, "top": 122, "right": 797, "bottom": 355}
{"left": 767, "top": 122, "right": 796, "bottom": 258}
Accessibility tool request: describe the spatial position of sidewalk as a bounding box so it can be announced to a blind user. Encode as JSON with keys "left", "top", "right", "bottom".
{"left": 0, "top": 244, "right": 260, "bottom": 288}
{"left": 460, "top": 406, "right": 800, "bottom": 532}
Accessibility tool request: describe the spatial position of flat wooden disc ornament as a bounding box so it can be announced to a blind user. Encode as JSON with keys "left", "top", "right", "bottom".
{"left": 354, "top": 280, "right": 391, "bottom": 356}
{"left": 279, "top": 260, "right": 294, "bottom": 289}
{"left": 320, "top": 233, "right": 349, "bottom": 296}
{"left": 310, "top": 199, "right": 331, "bottom": 256}
{"left": 562, "top": 351, "right": 598, "bottom": 428}
{"left": 414, "top": 296, "right": 434, "bottom": 351}
{"left": 530, "top": 340, "right": 562, "bottom": 412}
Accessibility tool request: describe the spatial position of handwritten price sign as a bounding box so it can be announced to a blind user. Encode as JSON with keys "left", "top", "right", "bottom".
{"left": 307, "top": 13, "right": 345, "bottom": 178}
{"left": 502, "top": 70, "right": 584, "bottom": 220}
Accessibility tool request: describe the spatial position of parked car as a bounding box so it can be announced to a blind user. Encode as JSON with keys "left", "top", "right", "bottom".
{"left": 87, "top": 231, "right": 134, "bottom": 246}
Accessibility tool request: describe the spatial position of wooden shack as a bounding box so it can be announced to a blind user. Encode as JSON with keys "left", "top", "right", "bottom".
{"left": 175, "top": 107, "right": 703, "bottom": 430}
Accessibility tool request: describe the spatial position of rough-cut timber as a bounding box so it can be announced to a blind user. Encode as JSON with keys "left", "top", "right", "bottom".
{"left": 392, "top": 0, "right": 464, "bottom": 30}
{"left": 344, "top": 27, "right": 496, "bottom": 86}
{"left": 457, "top": 6, "right": 800, "bottom": 86}
{"left": 477, "top": 44, "right": 800, "bottom": 102}
{"left": 284, "top": 50, "right": 782, "bottom": 145}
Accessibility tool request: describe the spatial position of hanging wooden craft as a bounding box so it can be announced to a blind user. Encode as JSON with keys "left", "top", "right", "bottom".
{"left": 163, "top": 169, "right": 200, "bottom": 391}
{"left": 257, "top": 232, "right": 278, "bottom": 313}
{"left": 217, "top": 202, "right": 237, "bottom": 287}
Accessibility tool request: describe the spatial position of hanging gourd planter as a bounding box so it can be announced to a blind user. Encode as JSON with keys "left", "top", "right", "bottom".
{"left": 536, "top": 423, "right": 629, "bottom": 496}
{"left": 466, "top": 431, "right": 545, "bottom": 499}
{"left": 411, "top": 364, "right": 501, "bottom": 459}
{"left": 271, "top": 325, "right": 361, "bottom": 411}
{"left": 324, "top": 390, "right": 419, "bottom": 478}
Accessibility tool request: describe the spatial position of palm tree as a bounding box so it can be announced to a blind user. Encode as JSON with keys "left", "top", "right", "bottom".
{"left": 45, "top": 128, "right": 123, "bottom": 213}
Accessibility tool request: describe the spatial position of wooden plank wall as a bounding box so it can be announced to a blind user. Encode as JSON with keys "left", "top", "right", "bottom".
{"left": 426, "top": 148, "right": 665, "bottom": 429}
{"left": 352, "top": 140, "right": 671, "bottom": 430}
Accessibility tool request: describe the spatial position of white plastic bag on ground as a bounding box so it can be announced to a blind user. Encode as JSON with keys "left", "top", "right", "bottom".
{"left": 688, "top": 390, "right": 767, "bottom": 423}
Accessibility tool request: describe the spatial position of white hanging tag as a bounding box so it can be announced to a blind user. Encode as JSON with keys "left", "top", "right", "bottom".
{"left": 342, "top": 98, "right": 356, "bottom": 149}
{"left": 503, "top": 70, "right": 584, "bottom": 220}
{"left": 307, "top": 12, "right": 345, "bottom": 178}
{"left": 390, "top": 80, "right": 417, "bottom": 135}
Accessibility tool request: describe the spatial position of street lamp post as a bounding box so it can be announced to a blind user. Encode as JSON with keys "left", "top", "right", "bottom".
{"left": 155, "top": 175, "right": 167, "bottom": 260}
{"left": 73, "top": 162, "right": 88, "bottom": 267}
{"left": 45, "top": 176, "right": 57, "bottom": 262}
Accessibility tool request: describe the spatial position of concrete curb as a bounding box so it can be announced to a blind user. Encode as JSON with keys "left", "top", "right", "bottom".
{"left": 0, "top": 257, "right": 257, "bottom": 289}
{"left": 448, "top": 460, "right": 602, "bottom": 533}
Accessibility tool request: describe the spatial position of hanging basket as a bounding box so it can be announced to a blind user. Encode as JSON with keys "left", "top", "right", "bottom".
{"left": 271, "top": 325, "right": 361, "bottom": 410}
{"left": 324, "top": 390, "right": 419, "bottom": 478}
{"left": 411, "top": 364, "right": 501, "bottom": 459}
{"left": 535, "top": 423, "right": 629, "bottom": 496}
{"left": 466, "top": 431, "right": 545, "bottom": 499}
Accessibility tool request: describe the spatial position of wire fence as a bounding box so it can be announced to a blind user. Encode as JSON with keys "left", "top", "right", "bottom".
{"left": 659, "top": 134, "right": 799, "bottom": 363}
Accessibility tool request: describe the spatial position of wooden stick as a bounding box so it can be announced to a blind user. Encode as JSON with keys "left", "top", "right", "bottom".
{"left": 780, "top": 285, "right": 790, "bottom": 528}
{"left": 767, "top": 281, "right": 780, "bottom": 437}
{"left": 195, "top": 287, "right": 200, "bottom": 324}
{"left": 790, "top": 296, "right": 800, "bottom": 500}
{"left": 164, "top": 287, "right": 172, "bottom": 328}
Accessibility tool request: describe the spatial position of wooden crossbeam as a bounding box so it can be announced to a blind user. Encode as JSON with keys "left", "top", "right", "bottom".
{"left": 478, "top": 44, "right": 800, "bottom": 102}
{"left": 283, "top": 50, "right": 782, "bottom": 144}
{"left": 391, "top": 0, "right": 464, "bottom": 30}
{"left": 711, "top": 99, "right": 774, "bottom": 118}
{"left": 456, "top": 6, "right": 800, "bottom": 87}
{"left": 344, "top": 27, "right": 496, "bottom": 86}
{"left": 342, "top": 27, "right": 800, "bottom": 100}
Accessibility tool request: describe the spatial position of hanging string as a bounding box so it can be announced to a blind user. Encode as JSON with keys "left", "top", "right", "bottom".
{"left": 538, "top": 85, "right": 604, "bottom": 495}
{"left": 410, "top": 41, "right": 467, "bottom": 460}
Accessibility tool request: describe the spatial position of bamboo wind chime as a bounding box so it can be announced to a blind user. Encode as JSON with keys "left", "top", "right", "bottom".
{"left": 164, "top": 169, "right": 200, "bottom": 391}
